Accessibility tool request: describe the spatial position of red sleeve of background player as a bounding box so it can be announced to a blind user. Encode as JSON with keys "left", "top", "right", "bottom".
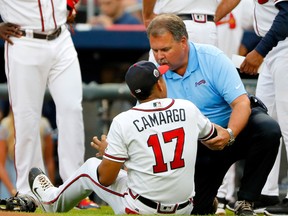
{"left": 67, "top": 0, "right": 79, "bottom": 11}
{"left": 66, "top": 0, "right": 79, "bottom": 32}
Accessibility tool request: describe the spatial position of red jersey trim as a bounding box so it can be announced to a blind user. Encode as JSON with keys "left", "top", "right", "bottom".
{"left": 104, "top": 153, "right": 127, "bottom": 162}
{"left": 199, "top": 125, "right": 215, "bottom": 141}
{"left": 38, "top": 0, "right": 45, "bottom": 31}
{"left": 50, "top": 0, "right": 57, "bottom": 29}
{"left": 42, "top": 173, "right": 128, "bottom": 205}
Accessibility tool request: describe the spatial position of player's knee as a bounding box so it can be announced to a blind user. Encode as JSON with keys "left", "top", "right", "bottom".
{"left": 83, "top": 158, "right": 102, "bottom": 175}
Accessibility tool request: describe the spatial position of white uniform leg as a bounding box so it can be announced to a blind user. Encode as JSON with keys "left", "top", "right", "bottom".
{"left": 217, "top": 164, "right": 236, "bottom": 202}
{"left": 256, "top": 39, "right": 288, "bottom": 196}
{"left": 272, "top": 44, "right": 288, "bottom": 198}
{"left": 5, "top": 38, "right": 50, "bottom": 195}
{"left": 40, "top": 158, "right": 193, "bottom": 214}
{"left": 41, "top": 158, "right": 128, "bottom": 213}
{"left": 47, "top": 28, "right": 85, "bottom": 181}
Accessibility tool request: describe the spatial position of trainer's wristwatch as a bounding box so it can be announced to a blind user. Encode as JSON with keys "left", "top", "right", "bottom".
{"left": 226, "top": 128, "right": 235, "bottom": 146}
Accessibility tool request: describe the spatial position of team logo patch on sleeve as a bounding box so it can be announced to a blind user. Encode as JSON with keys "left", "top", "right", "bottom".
{"left": 153, "top": 102, "right": 162, "bottom": 107}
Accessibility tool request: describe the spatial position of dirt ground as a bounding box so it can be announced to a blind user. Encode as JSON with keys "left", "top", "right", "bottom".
{"left": 0, "top": 211, "right": 36, "bottom": 216}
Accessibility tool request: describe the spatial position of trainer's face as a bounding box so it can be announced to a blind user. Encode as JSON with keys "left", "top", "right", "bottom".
{"left": 149, "top": 32, "right": 188, "bottom": 75}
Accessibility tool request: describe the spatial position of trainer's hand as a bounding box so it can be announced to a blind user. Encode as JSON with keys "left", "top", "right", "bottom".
{"left": 91, "top": 135, "right": 108, "bottom": 157}
{"left": 0, "top": 22, "right": 22, "bottom": 45}
{"left": 201, "top": 124, "right": 231, "bottom": 150}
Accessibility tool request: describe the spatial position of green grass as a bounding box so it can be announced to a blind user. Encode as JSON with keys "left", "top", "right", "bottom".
{"left": 0, "top": 206, "right": 114, "bottom": 216}
{"left": 0, "top": 206, "right": 265, "bottom": 215}
{"left": 40, "top": 208, "right": 264, "bottom": 216}
{"left": 49, "top": 206, "right": 114, "bottom": 215}
{"left": 30, "top": 206, "right": 223, "bottom": 215}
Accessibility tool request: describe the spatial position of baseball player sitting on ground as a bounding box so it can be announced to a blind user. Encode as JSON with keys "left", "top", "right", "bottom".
{"left": 28, "top": 60, "right": 227, "bottom": 214}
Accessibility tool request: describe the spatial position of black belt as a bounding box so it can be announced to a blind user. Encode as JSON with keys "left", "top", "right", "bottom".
{"left": 138, "top": 195, "right": 191, "bottom": 210}
{"left": 178, "top": 14, "right": 214, "bottom": 22}
{"left": 20, "top": 27, "right": 62, "bottom": 41}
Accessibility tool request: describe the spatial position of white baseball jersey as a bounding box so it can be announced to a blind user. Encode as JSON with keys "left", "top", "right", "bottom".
{"left": 253, "top": 0, "right": 287, "bottom": 37}
{"left": 104, "top": 98, "right": 215, "bottom": 204}
{"left": 154, "top": 0, "right": 218, "bottom": 15}
{"left": 0, "top": 0, "right": 67, "bottom": 32}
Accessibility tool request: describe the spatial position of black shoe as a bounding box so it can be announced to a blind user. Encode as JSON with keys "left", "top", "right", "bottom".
{"left": 234, "top": 200, "right": 256, "bottom": 216}
{"left": 28, "top": 167, "right": 45, "bottom": 190}
{"left": 254, "top": 195, "right": 280, "bottom": 214}
{"left": 264, "top": 198, "right": 288, "bottom": 216}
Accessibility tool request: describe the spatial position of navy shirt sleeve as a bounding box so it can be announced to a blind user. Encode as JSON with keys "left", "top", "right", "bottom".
{"left": 255, "top": 1, "right": 288, "bottom": 57}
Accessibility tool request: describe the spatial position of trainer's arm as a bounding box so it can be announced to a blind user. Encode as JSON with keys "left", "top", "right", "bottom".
{"left": 227, "top": 94, "right": 251, "bottom": 138}
{"left": 202, "top": 94, "right": 251, "bottom": 150}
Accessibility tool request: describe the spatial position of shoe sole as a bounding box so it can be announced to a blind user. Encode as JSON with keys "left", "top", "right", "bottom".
{"left": 254, "top": 207, "right": 266, "bottom": 214}
{"left": 226, "top": 205, "right": 235, "bottom": 212}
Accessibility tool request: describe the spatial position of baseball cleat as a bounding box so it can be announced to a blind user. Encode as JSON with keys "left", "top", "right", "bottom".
{"left": 234, "top": 200, "right": 256, "bottom": 216}
{"left": 75, "top": 197, "right": 101, "bottom": 210}
{"left": 28, "top": 167, "right": 54, "bottom": 212}
{"left": 215, "top": 197, "right": 228, "bottom": 216}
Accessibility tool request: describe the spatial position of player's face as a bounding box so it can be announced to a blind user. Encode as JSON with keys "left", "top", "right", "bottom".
{"left": 149, "top": 32, "right": 188, "bottom": 74}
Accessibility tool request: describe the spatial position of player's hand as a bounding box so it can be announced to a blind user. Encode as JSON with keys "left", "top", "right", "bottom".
{"left": 201, "top": 125, "right": 231, "bottom": 150}
{"left": 143, "top": 13, "right": 157, "bottom": 28}
{"left": 67, "top": 9, "right": 77, "bottom": 24}
{"left": 240, "top": 49, "right": 264, "bottom": 75}
{"left": 91, "top": 134, "right": 108, "bottom": 157}
{"left": 0, "top": 23, "right": 22, "bottom": 45}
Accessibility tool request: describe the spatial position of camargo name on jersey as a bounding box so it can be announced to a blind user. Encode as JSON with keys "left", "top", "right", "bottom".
{"left": 133, "top": 108, "right": 186, "bottom": 132}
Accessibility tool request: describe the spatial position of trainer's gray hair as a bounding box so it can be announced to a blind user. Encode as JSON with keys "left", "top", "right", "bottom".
{"left": 146, "top": 14, "right": 188, "bottom": 42}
